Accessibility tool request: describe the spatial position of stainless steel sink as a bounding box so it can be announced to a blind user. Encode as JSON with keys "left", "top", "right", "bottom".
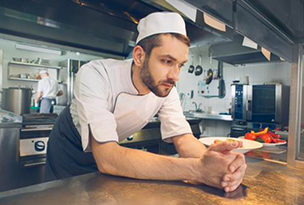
{"left": 183, "top": 111, "right": 204, "bottom": 118}
{"left": 150, "top": 114, "right": 201, "bottom": 122}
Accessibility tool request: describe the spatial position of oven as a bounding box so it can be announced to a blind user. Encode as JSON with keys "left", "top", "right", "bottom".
{"left": 231, "top": 84, "right": 290, "bottom": 125}
{"left": 19, "top": 114, "right": 57, "bottom": 187}
{"left": 119, "top": 118, "right": 201, "bottom": 156}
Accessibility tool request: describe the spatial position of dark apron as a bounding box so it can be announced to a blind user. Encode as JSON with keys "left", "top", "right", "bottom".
{"left": 45, "top": 105, "right": 98, "bottom": 182}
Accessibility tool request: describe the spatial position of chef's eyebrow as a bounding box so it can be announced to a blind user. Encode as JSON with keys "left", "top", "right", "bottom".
{"left": 160, "top": 54, "right": 188, "bottom": 64}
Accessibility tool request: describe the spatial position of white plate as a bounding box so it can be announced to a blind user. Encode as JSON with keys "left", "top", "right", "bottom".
{"left": 199, "top": 137, "right": 263, "bottom": 154}
{"left": 239, "top": 136, "right": 287, "bottom": 147}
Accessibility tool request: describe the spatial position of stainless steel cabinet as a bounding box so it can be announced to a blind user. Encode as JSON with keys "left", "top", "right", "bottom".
{"left": 235, "top": 0, "right": 293, "bottom": 62}
{"left": 241, "top": 0, "right": 304, "bottom": 42}
{"left": 0, "top": 126, "right": 20, "bottom": 192}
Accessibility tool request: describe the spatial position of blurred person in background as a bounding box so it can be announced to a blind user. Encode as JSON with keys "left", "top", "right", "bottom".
{"left": 35, "top": 70, "right": 63, "bottom": 113}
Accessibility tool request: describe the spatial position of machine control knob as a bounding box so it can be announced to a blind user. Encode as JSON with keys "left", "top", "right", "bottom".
{"left": 127, "top": 136, "right": 133, "bottom": 141}
{"left": 34, "top": 141, "right": 45, "bottom": 152}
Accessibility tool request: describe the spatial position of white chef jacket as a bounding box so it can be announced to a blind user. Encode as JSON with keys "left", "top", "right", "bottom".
{"left": 37, "top": 77, "right": 59, "bottom": 99}
{"left": 70, "top": 59, "right": 192, "bottom": 151}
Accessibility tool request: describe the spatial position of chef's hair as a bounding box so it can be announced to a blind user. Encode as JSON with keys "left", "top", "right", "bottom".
{"left": 136, "top": 33, "right": 190, "bottom": 57}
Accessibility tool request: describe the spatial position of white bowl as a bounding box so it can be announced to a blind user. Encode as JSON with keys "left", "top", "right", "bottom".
{"left": 199, "top": 137, "right": 263, "bottom": 154}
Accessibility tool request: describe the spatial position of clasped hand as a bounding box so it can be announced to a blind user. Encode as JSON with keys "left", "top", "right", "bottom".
{"left": 188, "top": 141, "right": 247, "bottom": 192}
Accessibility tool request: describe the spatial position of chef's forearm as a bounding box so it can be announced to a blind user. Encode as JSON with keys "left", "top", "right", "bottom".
{"left": 35, "top": 92, "right": 43, "bottom": 103}
{"left": 57, "top": 90, "right": 63, "bottom": 96}
{"left": 90, "top": 135, "right": 201, "bottom": 182}
{"left": 172, "top": 134, "right": 207, "bottom": 158}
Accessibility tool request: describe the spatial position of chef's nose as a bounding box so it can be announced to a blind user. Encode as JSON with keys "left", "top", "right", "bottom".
{"left": 168, "top": 65, "right": 180, "bottom": 82}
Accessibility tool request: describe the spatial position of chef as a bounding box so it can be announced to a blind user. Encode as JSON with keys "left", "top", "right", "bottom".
{"left": 46, "top": 12, "right": 246, "bottom": 192}
{"left": 35, "top": 70, "right": 63, "bottom": 113}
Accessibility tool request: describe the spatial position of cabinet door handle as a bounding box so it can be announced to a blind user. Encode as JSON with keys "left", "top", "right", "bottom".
{"left": 247, "top": 100, "right": 252, "bottom": 111}
{"left": 21, "top": 128, "right": 53, "bottom": 131}
{"left": 24, "top": 161, "right": 46, "bottom": 167}
{"left": 232, "top": 128, "right": 246, "bottom": 131}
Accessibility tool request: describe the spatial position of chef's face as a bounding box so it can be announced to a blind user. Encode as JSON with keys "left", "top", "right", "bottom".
{"left": 140, "top": 35, "right": 189, "bottom": 97}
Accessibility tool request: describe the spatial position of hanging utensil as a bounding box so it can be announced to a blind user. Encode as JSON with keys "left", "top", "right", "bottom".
{"left": 188, "top": 55, "right": 195, "bottom": 73}
{"left": 195, "top": 54, "right": 203, "bottom": 76}
{"left": 206, "top": 69, "right": 213, "bottom": 84}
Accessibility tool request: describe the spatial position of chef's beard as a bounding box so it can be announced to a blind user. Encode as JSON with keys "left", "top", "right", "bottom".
{"left": 140, "top": 57, "right": 175, "bottom": 97}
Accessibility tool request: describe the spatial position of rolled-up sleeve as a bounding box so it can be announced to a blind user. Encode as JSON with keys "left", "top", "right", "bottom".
{"left": 74, "top": 62, "right": 119, "bottom": 151}
{"left": 158, "top": 87, "right": 192, "bottom": 143}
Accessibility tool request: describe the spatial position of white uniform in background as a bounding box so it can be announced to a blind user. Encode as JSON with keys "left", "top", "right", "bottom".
{"left": 37, "top": 76, "right": 59, "bottom": 99}
{"left": 37, "top": 76, "right": 59, "bottom": 113}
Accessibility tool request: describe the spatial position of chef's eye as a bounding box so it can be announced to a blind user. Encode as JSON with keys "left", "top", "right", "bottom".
{"left": 179, "top": 64, "right": 185, "bottom": 68}
{"left": 161, "top": 59, "right": 173, "bottom": 66}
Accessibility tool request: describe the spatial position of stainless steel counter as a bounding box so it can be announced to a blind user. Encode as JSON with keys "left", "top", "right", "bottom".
{"left": 198, "top": 113, "right": 233, "bottom": 121}
{"left": 1, "top": 157, "right": 303, "bottom": 205}
{"left": 0, "top": 109, "right": 22, "bottom": 128}
{"left": 184, "top": 111, "right": 233, "bottom": 121}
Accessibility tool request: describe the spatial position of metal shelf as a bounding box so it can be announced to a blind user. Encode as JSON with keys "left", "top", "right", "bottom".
{"left": 8, "top": 77, "right": 39, "bottom": 82}
{"left": 8, "top": 61, "right": 62, "bottom": 70}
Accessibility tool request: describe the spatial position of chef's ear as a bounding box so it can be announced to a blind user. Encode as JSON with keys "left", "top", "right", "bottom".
{"left": 133, "top": 45, "right": 146, "bottom": 66}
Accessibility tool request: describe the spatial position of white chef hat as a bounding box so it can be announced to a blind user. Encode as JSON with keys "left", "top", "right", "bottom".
{"left": 39, "top": 70, "right": 48, "bottom": 75}
{"left": 136, "top": 12, "right": 187, "bottom": 44}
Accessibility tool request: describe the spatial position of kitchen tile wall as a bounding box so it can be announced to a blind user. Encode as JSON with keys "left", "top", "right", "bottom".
{"left": 177, "top": 45, "right": 292, "bottom": 137}
{"left": 178, "top": 45, "right": 292, "bottom": 114}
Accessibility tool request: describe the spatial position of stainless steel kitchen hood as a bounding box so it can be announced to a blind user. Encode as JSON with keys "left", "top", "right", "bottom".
{"left": 184, "top": 0, "right": 302, "bottom": 63}
{"left": 0, "top": 0, "right": 231, "bottom": 58}
{"left": 209, "top": 35, "right": 282, "bottom": 66}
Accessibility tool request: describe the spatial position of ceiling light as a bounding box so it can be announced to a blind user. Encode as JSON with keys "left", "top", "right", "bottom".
{"left": 15, "top": 44, "right": 62, "bottom": 55}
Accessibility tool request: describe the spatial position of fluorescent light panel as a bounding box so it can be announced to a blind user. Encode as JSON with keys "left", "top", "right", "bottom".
{"left": 15, "top": 44, "right": 62, "bottom": 55}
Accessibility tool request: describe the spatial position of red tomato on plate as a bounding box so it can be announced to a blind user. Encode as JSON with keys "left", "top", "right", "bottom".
{"left": 259, "top": 133, "right": 273, "bottom": 143}
{"left": 245, "top": 133, "right": 257, "bottom": 141}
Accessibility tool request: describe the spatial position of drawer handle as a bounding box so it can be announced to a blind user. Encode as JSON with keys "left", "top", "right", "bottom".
{"left": 21, "top": 128, "right": 53, "bottom": 131}
{"left": 24, "top": 161, "right": 46, "bottom": 167}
